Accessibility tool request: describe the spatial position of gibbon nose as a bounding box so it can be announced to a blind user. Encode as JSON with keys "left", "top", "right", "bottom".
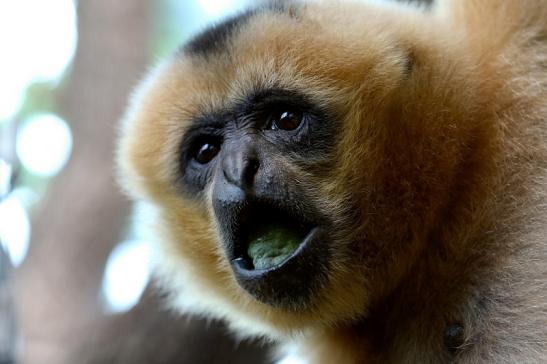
{"left": 221, "top": 143, "right": 260, "bottom": 192}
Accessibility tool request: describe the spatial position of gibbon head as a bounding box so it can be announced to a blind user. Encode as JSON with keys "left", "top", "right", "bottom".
{"left": 118, "top": 0, "right": 484, "bottom": 337}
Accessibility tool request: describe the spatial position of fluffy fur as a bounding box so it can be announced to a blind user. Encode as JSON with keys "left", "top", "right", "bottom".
{"left": 117, "top": 0, "right": 547, "bottom": 362}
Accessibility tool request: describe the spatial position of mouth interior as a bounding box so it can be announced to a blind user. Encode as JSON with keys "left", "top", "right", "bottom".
{"left": 244, "top": 217, "right": 310, "bottom": 271}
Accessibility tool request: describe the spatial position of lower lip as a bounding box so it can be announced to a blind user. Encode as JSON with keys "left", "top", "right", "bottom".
{"left": 232, "top": 226, "right": 319, "bottom": 278}
{"left": 231, "top": 226, "right": 330, "bottom": 307}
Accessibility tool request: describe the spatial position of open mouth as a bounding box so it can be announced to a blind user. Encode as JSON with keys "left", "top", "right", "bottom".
{"left": 209, "top": 178, "right": 331, "bottom": 307}
{"left": 223, "top": 201, "right": 326, "bottom": 307}
{"left": 232, "top": 204, "right": 315, "bottom": 272}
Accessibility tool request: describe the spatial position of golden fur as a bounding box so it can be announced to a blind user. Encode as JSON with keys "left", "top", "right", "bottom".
{"left": 117, "top": 0, "right": 547, "bottom": 362}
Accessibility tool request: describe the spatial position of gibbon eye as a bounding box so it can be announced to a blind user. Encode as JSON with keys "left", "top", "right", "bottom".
{"left": 195, "top": 141, "right": 220, "bottom": 164}
{"left": 269, "top": 110, "right": 303, "bottom": 131}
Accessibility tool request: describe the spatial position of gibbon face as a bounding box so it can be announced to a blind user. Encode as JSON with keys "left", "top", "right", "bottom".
{"left": 118, "top": 1, "right": 482, "bottom": 336}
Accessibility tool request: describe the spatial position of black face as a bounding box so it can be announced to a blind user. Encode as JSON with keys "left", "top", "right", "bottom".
{"left": 179, "top": 88, "right": 335, "bottom": 308}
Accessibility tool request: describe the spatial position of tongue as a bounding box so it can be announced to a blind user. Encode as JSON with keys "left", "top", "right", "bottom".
{"left": 247, "top": 223, "right": 304, "bottom": 270}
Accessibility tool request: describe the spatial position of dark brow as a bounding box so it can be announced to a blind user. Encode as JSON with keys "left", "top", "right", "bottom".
{"left": 188, "top": 87, "right": 319, "bottom": 133}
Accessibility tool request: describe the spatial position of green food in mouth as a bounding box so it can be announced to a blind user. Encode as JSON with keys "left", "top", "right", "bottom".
{"left": 247, "top": 223, "right": 306, "bottom": 270}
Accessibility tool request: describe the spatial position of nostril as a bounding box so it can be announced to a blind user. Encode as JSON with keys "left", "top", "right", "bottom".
{"left": 242, "top": 157, "right": 260, "bottom": 188}
{"left": 247, "top": 158, "right": 260, "bottom": 176}
{"left": 221, "top": 149, "right": 260, "bottom": 191}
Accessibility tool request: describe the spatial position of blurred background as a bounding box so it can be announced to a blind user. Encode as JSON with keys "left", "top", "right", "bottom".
{"left": 0, "top": 1, "right": 271, "bottom": 363}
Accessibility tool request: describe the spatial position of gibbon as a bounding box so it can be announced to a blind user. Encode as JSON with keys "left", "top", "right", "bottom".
{"left": 117, "top": 0, "right": 547, "bottom": 362}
